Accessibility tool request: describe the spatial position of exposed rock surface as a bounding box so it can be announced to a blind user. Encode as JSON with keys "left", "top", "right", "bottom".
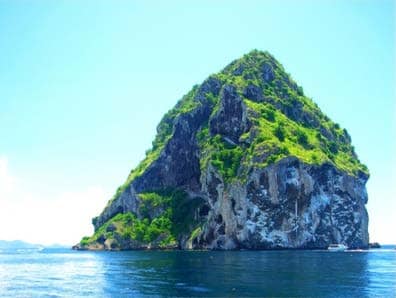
{"left": 368, "top": 242, "right": 381, "bottom": 249}
{"left": 75, "top": 50, "right": 369, "bottom": 250}
{"left": 195, "top": 157, "right": 368, "bottom": 249}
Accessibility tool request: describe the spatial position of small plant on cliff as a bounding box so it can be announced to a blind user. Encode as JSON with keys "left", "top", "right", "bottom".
{"left": 211, "top": 143, "right": 243, "bottom": 181}
{"left": 274, "top": 123, "right": 286, "bottom": 141}
{"left": 80, "top": 236, "right": 90, "bottom": 246}
{"left": 296, "top": 129, "right": 309, "bottom": 148}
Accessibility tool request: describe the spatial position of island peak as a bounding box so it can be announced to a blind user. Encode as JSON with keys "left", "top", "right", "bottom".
{"left": 75, "top": 51, "right": 369, "bottom": 251}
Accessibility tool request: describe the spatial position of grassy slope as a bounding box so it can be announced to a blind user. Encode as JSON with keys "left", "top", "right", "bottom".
{"left": 82, "top": 189, "right": 205, "bottom": 249}
{"left": 197, "top": 50, "right": 367, "bottom": 182}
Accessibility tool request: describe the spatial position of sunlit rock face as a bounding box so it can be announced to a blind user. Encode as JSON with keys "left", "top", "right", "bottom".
{"left": 76, "top": 50, "right": 369, "bottom": 250}
{"left": 196, "top": 157, "right": 368, "bottom": 250}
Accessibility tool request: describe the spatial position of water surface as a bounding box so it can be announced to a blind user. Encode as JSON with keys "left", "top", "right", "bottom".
{"left": 0, "top": 247, "right": 395, "bottom": 297}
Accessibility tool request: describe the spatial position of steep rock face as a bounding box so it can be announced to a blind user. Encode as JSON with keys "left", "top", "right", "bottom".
{"left": 77, "top": 50, "right": 369, "bottom": 250}
{"left": 93, "top": 103, "right": 209, "bottom": 229}
{"left": 196, "top": 157, "right": 368, "bottom": 249}
{"left": 209, "top": 84, "right": 250, "bottom": 143}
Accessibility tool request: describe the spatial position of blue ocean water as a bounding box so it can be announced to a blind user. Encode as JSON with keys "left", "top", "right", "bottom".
{"left": 0, "top": 247, "right": 395, "bottom": 297}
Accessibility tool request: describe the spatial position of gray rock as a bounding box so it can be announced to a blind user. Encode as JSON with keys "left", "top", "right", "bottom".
{"left": 243, "top": 84, "right": 263, "bottom": 102}
{"left": 209, "top": 84, "right": 251, "bottom": 143}
{"left": 261, "top": 62, "right": 275, "bottom": 82}
{"left": 194, "top": 157, "right": 368, "bottom": 249}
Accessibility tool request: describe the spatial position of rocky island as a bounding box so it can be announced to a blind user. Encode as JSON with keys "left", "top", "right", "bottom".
{"left": 75, "top": 50, "right": 369, "bottom": 251}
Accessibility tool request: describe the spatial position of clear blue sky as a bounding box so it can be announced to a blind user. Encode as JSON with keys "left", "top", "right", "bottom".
{"left": 0, "top": 0, "right": 394, "bottom": 245}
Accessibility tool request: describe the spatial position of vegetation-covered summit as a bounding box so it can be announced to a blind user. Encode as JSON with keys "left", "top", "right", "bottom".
{"left": 114, "top": 50, "right": 366, "bottom": 199}
{"left": 77, "top": 50, "right": 369, "bottom": 250}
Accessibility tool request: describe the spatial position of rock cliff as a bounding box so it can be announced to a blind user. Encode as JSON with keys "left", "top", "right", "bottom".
{"left": 75, "top": 50, "right": 369, "bottom": 250}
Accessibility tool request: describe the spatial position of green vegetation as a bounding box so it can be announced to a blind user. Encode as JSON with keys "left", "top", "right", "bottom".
{"left": 274, "top": 123, "right": 286, "bottom": 141}
{"left": 189, "top": 227, "right": 202, "bottom": 243}
{"left": 194, "top": 49, "right": 367, "bottom": 180}
{"left": 197, "top": 131, "right": 244, "bottom": 182}
{"left": 82, "top": 189, "right": 205, "bottom": 248}
{"left": 210, "top": 136, "right": 243, "bottom": 181}
{"left": 87, "top": 212, "right": 175, "bottom": 248}
{"left": 208, "top": 50, "right": 367, "bottom": 176}
{"left": 296, "top": 129, "right": 310, "bottom": 148}
{"left": 243, "top": 99, "right": 367, "bottom": 175}
{"left": 80, "top": 236, "right": 90, "bottom": 246}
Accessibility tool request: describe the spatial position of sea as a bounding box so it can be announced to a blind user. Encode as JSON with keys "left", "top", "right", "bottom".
{"left": 0, "top": 246, "right": 395, "bottom": 297}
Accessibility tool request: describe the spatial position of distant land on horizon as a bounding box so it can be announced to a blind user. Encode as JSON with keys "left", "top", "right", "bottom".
{"left": 0, "top": 240, "right": 67, "bottom": 250}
